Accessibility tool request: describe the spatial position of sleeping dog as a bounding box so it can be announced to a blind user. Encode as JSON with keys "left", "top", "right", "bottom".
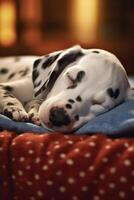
{"left": 0, "top": 45, "right": 133, "bottom": 132}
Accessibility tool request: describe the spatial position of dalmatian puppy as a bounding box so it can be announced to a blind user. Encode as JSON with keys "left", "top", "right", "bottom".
{"left": 0, "top": 45, "right": 133, "bottom": 132}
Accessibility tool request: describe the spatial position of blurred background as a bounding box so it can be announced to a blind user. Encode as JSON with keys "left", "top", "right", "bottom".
{"left": 0, "top": 0, "right": 134, "bottom": 74}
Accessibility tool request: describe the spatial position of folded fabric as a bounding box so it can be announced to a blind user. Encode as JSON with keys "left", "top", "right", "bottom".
{"left": 0, "top": 100, "right": 134, "bottom": 136}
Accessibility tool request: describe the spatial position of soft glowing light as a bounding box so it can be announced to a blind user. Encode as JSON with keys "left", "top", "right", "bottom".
{"left": 71, "top": 0, "right": 98, "bottom": 43}
{"left": 0, "top": 1, "right": 16, "bottom": 47}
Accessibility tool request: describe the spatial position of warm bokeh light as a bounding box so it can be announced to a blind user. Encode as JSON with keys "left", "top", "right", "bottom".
{"left": 0, "top": 1, "right": 16, "bottom": 47}
{"left": 71, "top": 0, "right": 99, "bottom": 43}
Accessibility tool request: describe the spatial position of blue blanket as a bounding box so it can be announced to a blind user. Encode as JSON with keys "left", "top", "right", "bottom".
{"left": 0, "top": 99, "right": 134, "bottom": 136}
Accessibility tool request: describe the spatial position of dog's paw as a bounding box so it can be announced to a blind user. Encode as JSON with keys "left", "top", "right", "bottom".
{"left": 3, "top": 106, "right": 29, "bottom": 122}
{"left": 28, "top": 109, "right": 41, "bottom": 125}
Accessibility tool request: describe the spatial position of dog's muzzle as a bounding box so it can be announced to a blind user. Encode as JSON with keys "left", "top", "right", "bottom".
{"left": 49, "top": 107, "right": 71, "bottom": 127}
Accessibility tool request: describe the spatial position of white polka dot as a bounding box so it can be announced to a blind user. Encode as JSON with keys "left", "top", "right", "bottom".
{"left": 26, "top": 141, "right": 32, "bottom": 145}
{"left": 0, "top": 134, "right": 4, "bottom": 138}
{"left": 3, "top": 181, "right": 7, "bottom": 186}
{"left": 59, "top": 186, "right": 66, "bottom": 192}
{"left": 124, "top": 159, "right": 131, "bottom": 166}
{"left": 79, "top": 171, "right": 86, "bottom": 178}
{"left": 25, "top": 165, "right": 31, "bottom": 170}
{"left": 27, "top": 181, "right": 33, "bottom": 186}
{"left": 124, "top": 143, "right": 129, "bottom": 148}
{"left": 0, "top": 147, "right": 3, "bottom": 151}
{"left": 72, "top": 196, "right": 78, "bottom": 200}
{"left": 56, "top": 170, "right": 62, "bottom": 176}
{"left": 120, "top": 176, "right": 127, "bottom": 183}
{"left": 84, "top": 153, "right": 91, "bottom": 158}
{"left": 74, "top": 148, "right": 80, "bottom": 153}
{"left": 131, "top": 185, "right": 134, "bottom": 191}
{"left": 109, "top": 183, "right": 115, "bottom": 189}
{"left": 93, "top": 196, "right": 100, "bottom": 200}
{"left": 67, "top": 140, "right": 73, "bottom": 144}
{"left": 18, "top": 170, "right": 23, "bottom": 176}
{"left": 39, "top": 142, "right": 44, "bottom": 147}
{"left": 34, "top": 174, "right": 40, "bottom": 180}
{"left": 66, "top": 159, "right": 74, "bottom": 165}
{"left": 2, "top": 165, "right": 6, "bottom": 169}
{"left": 119, "top": 191, "right": 126, "bottom": 198}
{"left": 60, "top": 153, "right": 66, "bottom": 158}
{"left": 128, "top": 147, "right": 134, "bottom": 152}
{"left": 20, "top": 157, "right": 25, "bottom": 162}
{"left": 12, "top": 158, "right": 15, "bottom": 162}
{"left": 42, "top": 165, "right": 48, "bottom": 171}
{"left": 12, "top": 175, "right": 16, "bottom": 180}
{"left": 132, "top": 170, "right": 134, "bottom": 176}
{"left": 46, "top": 180, "right": 53, "bottom": 186}
{"left": 99, "top": 174, "right": 105, "bottom": 180}
{"left": 81, "top": 186, "right": 88, "bottom": 192}
{"left": 54, "top": 145, "right": 60, "bottom": 149}
{"left": 105, "top": 145, "right": 111, "bottom": 149}
{"left": 88, "top": 142, "right": 96, "bottom": 147}
{"left": 30, "top": 197, "right": 36, "bottom": 200}
{"left": 35, "top": 157, "right": 41, "bottom": 164}
{"left": 12, "top": 142, "right": 16, "bottom": 146}
{"left": 109, "top": 167, "right": 116, "bottom": 174}
{"left": 28, "top": 149, "right": 34, "bottom": 154}
{"left": 68, "top": 177, "right": 75, "bottom": 184}
{"left": 48, "top": 159, "right": 54, "bottom": 165}
{"left": 64, "top": 135, "right": 70, "bottom": 139}
{"left": 37, "top": 190, "right": 44, "bottom": 197}
{"left": 46, "top": 151, "right": 51, "bottom": 156}
{"left": 89, "top": 165, "right": 95, "bottom": 171}
{"left": 99, "top": 189, "right": 105, "bottom": 195}
{"left": 102, "top": 157, "right": 109, "bottom": 163}
{"left": 54, "top": 141, "right": 60, "bottom": 145}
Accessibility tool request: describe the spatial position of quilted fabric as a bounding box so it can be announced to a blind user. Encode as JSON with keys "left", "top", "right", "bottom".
{"left": 0, "top": 131, "right": 134, "bottom": 200}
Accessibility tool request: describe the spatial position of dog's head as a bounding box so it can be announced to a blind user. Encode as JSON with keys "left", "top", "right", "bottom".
{"left": 32, "top": 46, "right": 130, "bottom": 132}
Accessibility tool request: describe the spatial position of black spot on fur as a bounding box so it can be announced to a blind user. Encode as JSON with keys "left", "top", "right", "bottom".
{"left": 6, "top": 102, "right": 14, "bottom": 106}
{"left": 3, "top": 109, "right": 13, "bottom": 118}
{"left": 42, "top": 53, "right": 61, "bottom": 70}
{"left": 67, "top": 84, "right": 77, "bottom": 89}
{"left": 107, "top": 88, "right": 120, "bottom": 99}
{"left": 65, "top": 104, "right": 72, "bottom": 109}
{"left": 58, "top": 51, "right": 84, "bottom": 70}
{"left": 19, "top": 68, "right": 29, "bottom": 77}
{"left": 8, "top": 73, "right": 15, "bottom": 80}
{"left": 0, "top": 68, "right": 8, "bottom": 74}
{"left": 75, "top": 115, "right": 79, "bottom": 121}
{"left": 76, "top": 71, "right": 85, "bottom": 82}
{"left": 92, "top": 50, "right": 100, "bottom": 53}
{"left": 32, "top": 70, "right": 39, "bottom": 82}
{"left": 76, "top": 96, "right": 82, "bottom": 102}
{"left": 3, "top": 86, "right": 13, "bottom": 92}
{"left": 34, "top": 80, "right": 42, "bottom": 88}
{"left": 33, "top": 59, "right": 41, "bottom": 69}
{"left": 107, "top": 88, "right": 114, "bottom": 98}
{"left": 114, "top": 88, "right": 120, "bottom": 99}
{"left": 68, "top": 99, "right": 75, "bottom": 103}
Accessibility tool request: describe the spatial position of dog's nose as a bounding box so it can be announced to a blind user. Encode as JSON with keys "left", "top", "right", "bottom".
{"left": 49, "top": 107, "right": 71, "bottom": 127}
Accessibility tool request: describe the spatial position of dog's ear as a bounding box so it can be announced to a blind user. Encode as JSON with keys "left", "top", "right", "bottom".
{"left": 32, "top": 45, "right": 84, "bottom": 99}
{"left": 32, "top": 50, "right": 62, "bottom": 98}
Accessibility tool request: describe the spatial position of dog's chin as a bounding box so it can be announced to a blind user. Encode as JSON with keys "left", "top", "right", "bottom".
{"left": 40, "top": 120, "right": 78, "bottom": 133}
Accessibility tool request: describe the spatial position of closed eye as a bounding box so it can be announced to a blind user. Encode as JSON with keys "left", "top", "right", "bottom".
{"left": 66, "top": 72, "right": 75, "bottom": 84}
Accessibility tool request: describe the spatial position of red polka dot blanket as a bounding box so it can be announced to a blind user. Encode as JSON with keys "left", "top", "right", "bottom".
{"left": 0, "top": 131, "right": 134, "bottom": 200}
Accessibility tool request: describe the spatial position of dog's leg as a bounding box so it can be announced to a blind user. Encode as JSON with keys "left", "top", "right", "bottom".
{"left": 0, "top": 86, "right": 29, "bottom": 121}
{"left": 25, "top": 99, "right": 43, "bottom": 125}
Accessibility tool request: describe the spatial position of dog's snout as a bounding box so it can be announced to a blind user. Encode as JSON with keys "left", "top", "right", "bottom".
{"left": 49, "top": 107, "right": 71, "bottom": 127}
